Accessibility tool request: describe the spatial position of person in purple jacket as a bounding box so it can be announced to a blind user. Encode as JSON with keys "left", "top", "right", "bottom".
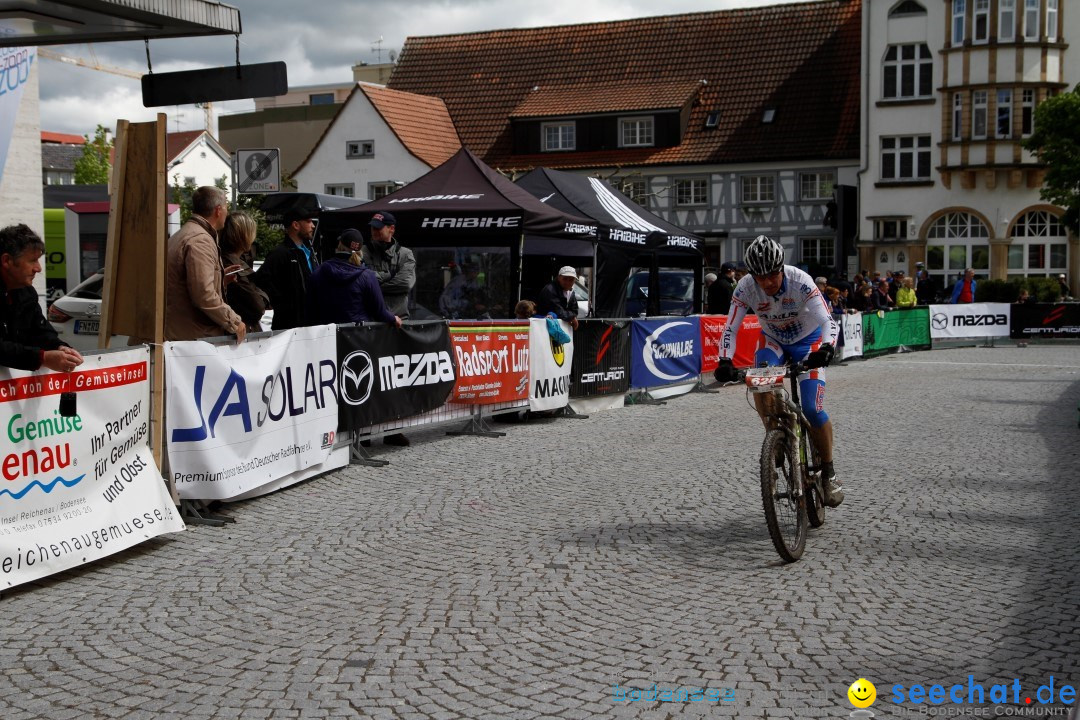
{"left": 306, "top": 229, "right": 401, "bottom": 328}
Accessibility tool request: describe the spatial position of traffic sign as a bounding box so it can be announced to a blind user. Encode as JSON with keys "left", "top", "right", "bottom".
{"left": 235, "top": 148, "right": 281, "bottom": 194}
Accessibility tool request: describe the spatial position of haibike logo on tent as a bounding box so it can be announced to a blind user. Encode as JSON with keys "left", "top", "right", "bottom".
{"left": 378, "top": 352, "right": 455, "bottom": 390}
{"left": 564, "top": 222, "right": 597, "bottom": 236}
{"left": 610, "top": 228, "right": 647, "bottom": 245}
{"left": 667, "top": 236, "right": 698, "bottom": 250}
{"left": 932, "top": 313, "right": 948, "bottom": 331}
{"left": 642, "top": 321, "right": 694, "bottom": 382}
{"left": 952, "top": 314, "right": 1007, "bottom": 326}
{"left": 420, "top": 217, "right": 522, "bottom": 229}
{"left": 389, "top": 194, "right": 484, "bottom": 203}
{"left": 340, "top": 351, "right": 375, "bottom": 406}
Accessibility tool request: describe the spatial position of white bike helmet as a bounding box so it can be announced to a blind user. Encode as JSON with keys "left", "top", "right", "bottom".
{"left": 744, "top": 235, "right": 784, "bottom": 276}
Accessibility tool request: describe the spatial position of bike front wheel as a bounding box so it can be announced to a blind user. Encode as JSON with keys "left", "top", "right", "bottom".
{"left": 760, "top": 428, "right": 807, "bottom": 562}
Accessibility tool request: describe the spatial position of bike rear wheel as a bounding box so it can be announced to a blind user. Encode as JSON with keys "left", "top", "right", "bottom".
{"left": 760, "top": 429, "right": 807, "bottom": 562}
{"left": 805, "top": 430, "right": 826, "bottom": 528}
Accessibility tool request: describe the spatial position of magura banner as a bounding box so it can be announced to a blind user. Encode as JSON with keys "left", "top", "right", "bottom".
{"left": 529, "top": 317, "right": 573, "bottom": 411}
{"left": 698, "top": 315, "right": 762, "bottom": 372}
{"left": 928, "top": 303, "right": 1010, "bottom": 339}
{"left": 0, "top": 347, "right": 184, "bottom": 590}
{"left": 449, "top": 321, "right": 529, "bottom": 404}
{"left": 166, "top": 326, "right": 346, "bottom": 501}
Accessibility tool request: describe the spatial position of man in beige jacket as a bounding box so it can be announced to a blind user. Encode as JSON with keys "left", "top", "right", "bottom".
{"left": 165, "top": 186, "right": 245, "bottom": 343}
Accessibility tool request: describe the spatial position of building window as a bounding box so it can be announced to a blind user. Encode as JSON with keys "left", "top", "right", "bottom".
{"left": 347, "top": 140, "right": 374, "bottom": 158}
{"left": 369, "top": 182, "right": 399, "bottom": 200}
{"left": 799, "top": 171, "right": 835, "bottom": 201}
{"left": 996, "top": 89, "right": 1013, "bottom": 138}
{"left": 973, "top": 0, "right": 990, "bottom": 42}
{"left": 952, "top": 0, "right": 966, "bottom": 44}
{"left": 1023, "top": 0, "right": 1039, "bottom": 40}
{"left": 801, "top": 237, "right": 835, "bottom": 267}
{"left": 324, "top": 183, "right": 355, "bottom": 198}
{"left": 620, "top": 178, "right": 647, "bottom": 204}
{"left": 972, "top": 90, "right": 988, "bottom": 139}
{"left": 889, "top": 1, "right": 926, "bottom": 17}
{"left": 1011, "top": 211, "right": 1067, "bottom": 277}
{"left": 542, "top": 122, "right": 575, "bottom": 152}
{"left": 883, "top": 44, "right": 933, "bottom": 100}
{"left": 999, "top": 0, "right": 1016, "bottom": 40}
{"left": 874, "top": 219, "right": 909, "bottom": 241}
{"left": 1046, "top": 0, "right": 1058, "bottom": 41}
{"left": 309, "top": 92, "right": 335, "bottom": 105}
{"left": 926, "top": 212, "right": 991, "bottom": 284}
{"left": 1022, "top": 89, "right": 1035, "bottom": 135}
{"left": 880, "top": 136, "right": 931, "bottom": 181}
{"left": 741, "top": 175, "right": 775, "bottom": 205}
{"left": 184, "top": 176, "right": 196, "bottom": 185}
{"left": 952, "top": 92, "right": 964, "bottom": 141}
{"left": 619, "top": 117, "right": 654, "bottom": 147}
{"left": 674, "top": 178, "right": 708, "bottom": 207}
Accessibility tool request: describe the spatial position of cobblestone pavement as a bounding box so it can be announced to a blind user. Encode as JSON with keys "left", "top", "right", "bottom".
{"left": 2, "top": 345, "right": 1078, "bottom": 719}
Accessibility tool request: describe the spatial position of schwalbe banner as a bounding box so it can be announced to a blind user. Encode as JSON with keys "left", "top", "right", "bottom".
{"left": 630, "top": 318, "right": 701, "bottom": 389}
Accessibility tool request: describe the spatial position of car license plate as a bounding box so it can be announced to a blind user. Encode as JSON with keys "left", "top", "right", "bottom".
{"left": 75, "top": 319, "right": 100, "bottom": 335}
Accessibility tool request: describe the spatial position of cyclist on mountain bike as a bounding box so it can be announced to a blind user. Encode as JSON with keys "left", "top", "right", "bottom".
{"left": 713, "top": 235, "right": 844, "bottom": 507}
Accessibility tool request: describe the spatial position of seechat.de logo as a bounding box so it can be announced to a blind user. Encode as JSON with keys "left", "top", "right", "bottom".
{"left": 339, "top": 351, "right": 375, "bottom": 406}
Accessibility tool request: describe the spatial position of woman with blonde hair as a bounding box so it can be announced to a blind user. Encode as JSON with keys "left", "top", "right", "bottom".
{"left": 896, "top": 276, "right": 917, "bottom": 308}
{"left": 219, "top": 211, "right": 269, "bottom": 332}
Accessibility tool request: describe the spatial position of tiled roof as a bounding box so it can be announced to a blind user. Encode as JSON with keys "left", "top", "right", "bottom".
{"left": 166, "top": 130, "right": 206, "bottom": 162}
{"left": 388, "top": 0, "right": 861, "bottom": 169}
{"left": 42, "top": 143, "right": 83, "bottom": 171}
{"left": 41, "top": 131, "right": 85, "bottom": 145}
{"left": 510, "top": 80, "right": 702, "bottom": 118}
{"left": 293, "top": 83, "right": 461, "bottom": 174}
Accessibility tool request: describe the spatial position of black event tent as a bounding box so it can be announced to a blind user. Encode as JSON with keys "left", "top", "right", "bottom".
{"left": 319, "top": 149, "right": 598, "bottom": 318}
{"left": 515, "top": 167, "right": 703, "bottom": 317}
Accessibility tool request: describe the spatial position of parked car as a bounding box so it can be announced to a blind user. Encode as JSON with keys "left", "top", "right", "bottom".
{"left": 624, "top": 269, "right": 695, "bottom": 317}
{"left": 573, "top": 280, "right": 590, "bottom": 318}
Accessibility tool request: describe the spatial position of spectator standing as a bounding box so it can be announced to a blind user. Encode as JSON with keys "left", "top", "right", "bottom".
{"left": 537, "top": 266, "right": 580, "bottom": 330}
{"left": 0, "top": 224, "right": 84, "bottom": 372}
{"left": 514, "top": 299, "right": 537, "bottom": 319}
{"left": 849, "top": 284, "right": 872, "bottom": 312}
{"left": 1058, "top": 274, "right": 1072, "bottom": 301}
{"left": 870, "top": 279, "right": 894, "bottom": 311}
{"left": 165, "top": 186, "right": 245, "bottom": 343}
{"left": 256, "top": 207, "right": 319, "bottom": 330}
{"left": 950, "top": 268, "right": 977, "bottom": 304}
{"left": 896, "top": 277, "right": 917, "bottom": 308}
{"left": 362, "top": 211, "right": 416, "bottom": 320}
{"left": 307, "top": 229, "right": 401, "bottom": 328}
{"left": 439, "top": 263, "right": 488, "bottom": 319}
{"left": 915, "top": 267, "right": 936, "bottom": 305}
{"left": 219, "top": 211, "right": 269, "bottom": 333}
{"left": 708, "top": 262, "right": 737, "bottom": 316}
{"left": 1016, "top": 289, "right": 1035, "bottom": 304}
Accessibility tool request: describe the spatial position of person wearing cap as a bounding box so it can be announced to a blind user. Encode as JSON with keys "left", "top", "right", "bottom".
{"left": 708, "top": 261, "right": 738, "bottom": 316}
{"left": 362, "top": 211, "right": 415, "bottom": 320}
{"left": 1057, "top": 274, "right": 1072, "bottom": 301}
{"left": 219, "top": 211, "right": 269, "bottom": 333}
{"left": 306, "top": 229, "right": 401, "bottom": 328}
{"left": 255, "top": 206, "right": 320, "bottom": 330}
{"left": 165, "top": 186, "right": 246, "bottom": 343}
{"left": 537, "top": 266, "right": 580, "bottom": 329}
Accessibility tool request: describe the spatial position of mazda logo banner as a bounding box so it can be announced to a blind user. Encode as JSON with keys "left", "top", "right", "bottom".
{"left": 337, "top": 323, "right": 457, "bottom": 431}
{"left": 1010, "top": 303, "right": 1080, "bottom": 339}
{"left": 927, "top": 303, "right": 1010, "bottom": 339}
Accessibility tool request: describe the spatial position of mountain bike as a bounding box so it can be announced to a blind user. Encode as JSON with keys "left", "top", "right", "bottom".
{"left": 744, "top": 362, "right": 826, "bottom": 562}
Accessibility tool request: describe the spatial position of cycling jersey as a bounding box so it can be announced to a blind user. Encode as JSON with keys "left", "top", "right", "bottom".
{"left": 718, "top": 265, "right": 836, "bottom": 360}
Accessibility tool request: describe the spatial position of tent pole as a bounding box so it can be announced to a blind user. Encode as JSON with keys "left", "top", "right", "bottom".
{"left": 517, "top": 232, "right": 525, "bottom": 303}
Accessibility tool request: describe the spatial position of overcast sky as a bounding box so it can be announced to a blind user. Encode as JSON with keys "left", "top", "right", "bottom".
{"left": 37, "top": 0, "right": 804, "bottom": 138}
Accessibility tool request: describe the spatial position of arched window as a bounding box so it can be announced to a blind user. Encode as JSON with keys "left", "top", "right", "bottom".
{"left": 1008, "top": 211, "right": 1067, "bottom": 278}
{"left": 926, "top": 212, "right": 990, "bottom": 285}
{"left": 889, "top": 0, "right": 926, "bottom": 17}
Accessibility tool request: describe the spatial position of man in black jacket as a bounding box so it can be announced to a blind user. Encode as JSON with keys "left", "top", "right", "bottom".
{"left": 537, "top": 266, "right": 580, "bottom": 329}
{"left": 1, "top": 224, "right": 83, "bottom": 372}
{"left": 708, "top": 262, "right": 737, "bottom": 316}
{"left": 255, "top": 208, "right": 319, "bottom": 330}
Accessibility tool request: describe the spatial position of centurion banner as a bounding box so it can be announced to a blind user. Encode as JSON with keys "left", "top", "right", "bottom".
{"left": 529, "top": 318, "right": 573, "bottom": 411}
{"left": 1010, "top": 303, "right": 1080, "bottom": 339}
{"left": 337, "top": 322, "right": 456, "bottom": 430}
{"left": 0, "top": 347, "right": 184, "bottom": 590}
{"left": 630, "top": 318, "right": 701, "bottom": 389}
{"left": 166, "top": 326, "right": 347, "bottom": 501}
{"left": 569, "top": 319, "right": 630, "bottom": 399}
{"left": 449, "top": 321, "right": 529, "bottom": 404}
{"left": 928, "top": 303, "right": 1010, "bottom": 339}
{"left": 698, "top": 315, "right": 763, "bottom": 372}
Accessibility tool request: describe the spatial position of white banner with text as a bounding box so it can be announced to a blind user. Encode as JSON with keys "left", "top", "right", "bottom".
{"left": 928, "top": 303, "right": 1011, "bottom": 339}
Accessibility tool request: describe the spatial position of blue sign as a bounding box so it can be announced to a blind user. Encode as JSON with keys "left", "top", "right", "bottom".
{"left": 629, "top": 318, "right": 701, "bottom": 389}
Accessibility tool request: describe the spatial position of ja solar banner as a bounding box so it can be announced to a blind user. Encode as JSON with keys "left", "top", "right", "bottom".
{"left": 630, "top": 318, "right": 701, "bottom": 389}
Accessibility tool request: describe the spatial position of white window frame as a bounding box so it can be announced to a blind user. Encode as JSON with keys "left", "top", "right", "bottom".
{"left": 347, "top": 140, "right": 374, "bottom": 159}
{"left": 1021, "top": 89, "right": 1035, "bottom": 136}
{"left": 953, "top": 0, "right": 966, "bottom": 44}
{"left": 674, "top": 178, "right": 708, "bottom": 207}
{"left": 621, "top": 178, "right": 647, "bottom": 203}
{"left": 972, "top": 90, "right": 988, "bottom": 139}
{"left": 542, "top": 122, "right": 576, "bottom": 152}
{"left": 369, "top": 182, "right": 399, "bottom": 200}
{"left": 618, "top": 116, "right": 654, "bottom": 148}
{"left": 880, "top": 136, "right": 932, "bottom": 181}
{"left": 1046, "top": 0, "right": 1058, "bottom": 41}
{"left": 800, "top": 237, "right": 835, "bottom": 267}
{"left": 799, "top": 171, "right": 835, "bottom": 201}
{"left": 999, "top": 0, "right": 1016, "bottom": 40}
{"left": 324, "top": 183, "right": 355, "bottom": 198}
{"left": 882, "top": 43, "right": 934, "bottom": 100}
{"left": 1023, "top": 0, "right": 1039, "bottom": 40}
{"left": 952, "top": 92, "right": 964, "bottom": 141}
{"left": 995, "top": 89, "right": 1013, "bottom": 139}
{"left": 1010, "top": 211, "right": 1068, "bottom": 277}
{"left": 973, "top": 0, "right": 990, "bottom": 43}
{"left": 741, "top": 175, "right": 776, "bottom": 205}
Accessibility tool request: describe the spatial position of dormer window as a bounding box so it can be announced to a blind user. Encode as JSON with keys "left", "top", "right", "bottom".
{"left": 347, "top": 140, "right": 374, "bottom": 158}
{"left": 619, "top": 116, "right": 654, "bottom": 147}
{"left": 762, "top": 108, "right": 776, "bottom": 124}
{"left": 542, "top": 121, "right": 575, "bottom": 151}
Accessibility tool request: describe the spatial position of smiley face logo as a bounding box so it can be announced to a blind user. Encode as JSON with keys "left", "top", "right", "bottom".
{"left": 848, "top": 678, "right": 877, "bottom": 708}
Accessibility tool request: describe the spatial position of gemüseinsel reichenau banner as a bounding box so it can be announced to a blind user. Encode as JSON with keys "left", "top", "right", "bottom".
{"left": 529, "top": 317, "right": 573, "bottom": 411}
{"left": 449, "top": 321, "right": 529, "bottom": 404}
{"left": 166, "top": 326, "right": 347, "bottom": 501}
{"left": 569, "top": 319, "right": 629, "bottom": 399}
{"left": 337, "top": 322, "right": 457, "bottom": 431}
{"left": 861, "top": 307, "right": 931, "bottom": 358}
{"left": 0, "top": 347, "right": 184, "bottom": 590}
